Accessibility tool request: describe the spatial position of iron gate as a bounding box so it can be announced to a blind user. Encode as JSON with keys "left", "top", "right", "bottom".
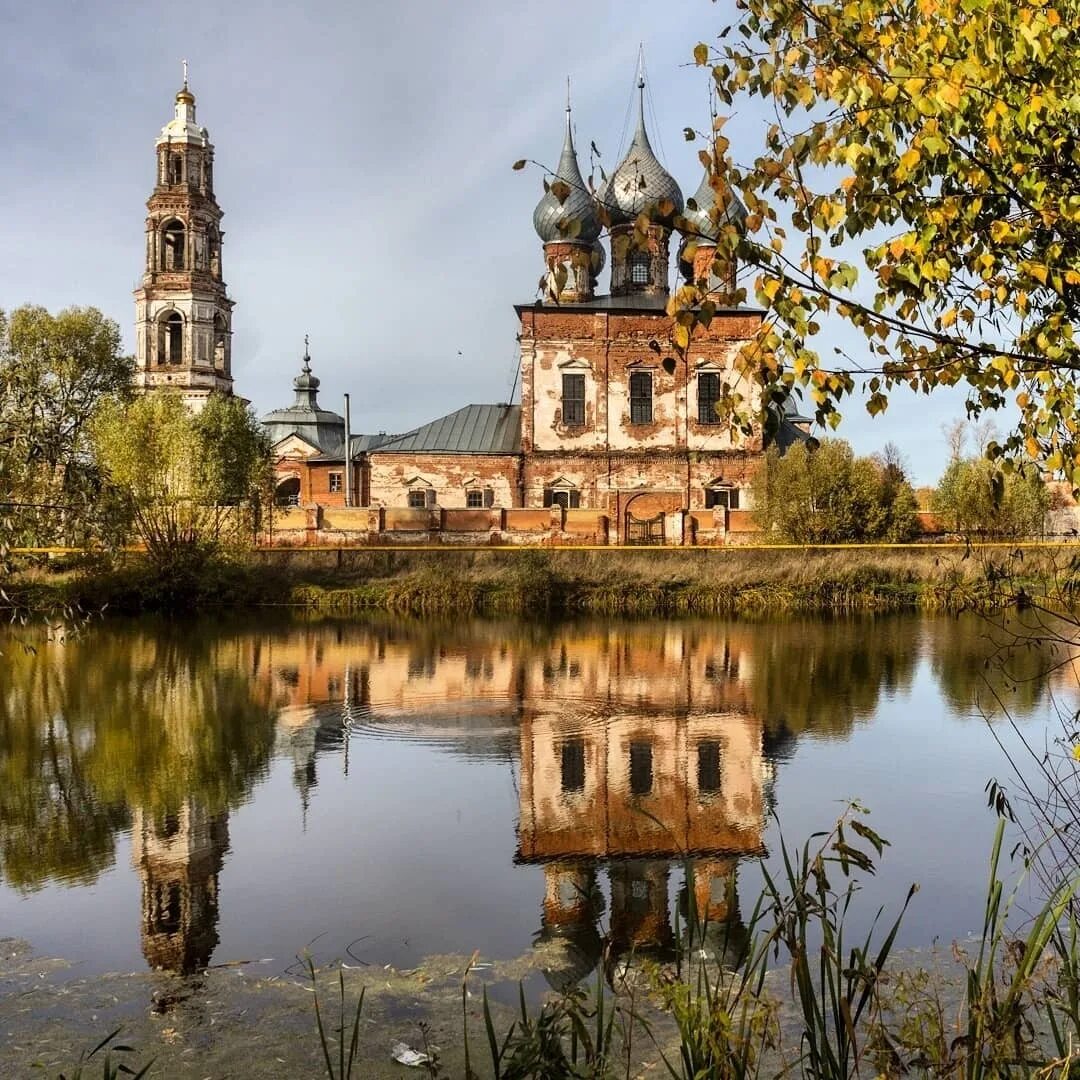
{"left": 626, "top": 511, "right": 665, "bottom": 545}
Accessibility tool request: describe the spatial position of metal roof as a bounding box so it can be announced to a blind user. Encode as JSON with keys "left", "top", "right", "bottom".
{"left": 309, "top": 432, "right": 399, "bottom": 461}
{"left": 373, "top": 404, "right": 522, "bottom": 455}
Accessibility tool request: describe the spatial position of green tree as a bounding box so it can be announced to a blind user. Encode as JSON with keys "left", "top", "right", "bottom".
{"left": 932, "top": 456, "right": 1049, "bottom": 537}
{"left": 92, "top": 393, "right": 271, "bottom": 573}
{"left": 752, "top": 438, "right": 918, "bottom": 542}
{"left": 0, "top": 305, "right": 132, "bottom": 551}
{"left": 678, "top": 0, "right": 1080, "bottom": 476}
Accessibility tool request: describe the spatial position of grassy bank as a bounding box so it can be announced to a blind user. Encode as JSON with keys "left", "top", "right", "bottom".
{"left": 9, "top": 543, "right": 1079, "bottom": 616}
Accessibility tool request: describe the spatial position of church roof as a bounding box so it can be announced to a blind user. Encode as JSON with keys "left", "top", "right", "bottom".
{"left": 372, "top": 404, "right": 521, "bottom": 455}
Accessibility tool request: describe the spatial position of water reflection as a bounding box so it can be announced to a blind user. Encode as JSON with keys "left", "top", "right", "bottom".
{"left": 0, "top": 612, "right": 1074, "bottom": 980}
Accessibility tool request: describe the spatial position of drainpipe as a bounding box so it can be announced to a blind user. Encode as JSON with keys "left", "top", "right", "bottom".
{"left": 344, "top": 393, "right": 352, "bottom": 508}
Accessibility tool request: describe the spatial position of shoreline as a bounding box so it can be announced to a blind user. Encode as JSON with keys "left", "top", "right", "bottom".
{"left": 9, "top": 545, "right": 1077, "bottom": 617}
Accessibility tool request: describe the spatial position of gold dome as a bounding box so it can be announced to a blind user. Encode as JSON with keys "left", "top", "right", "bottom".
{"left": 176, "top": 86, "right": 195, "bottom": 105}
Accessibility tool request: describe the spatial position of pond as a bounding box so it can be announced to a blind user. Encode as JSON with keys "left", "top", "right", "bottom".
{"left": 0, "top": 611, "right": 1073, "bottom": 988}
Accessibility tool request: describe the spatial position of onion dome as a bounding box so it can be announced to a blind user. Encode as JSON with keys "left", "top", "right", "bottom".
{"left": 533, "top": 105, "right": 601, "bottom": 245}
{"left": 682, "top": 170, "right": 748, "bottom": 242}
{"left": 600, "top": 77, "right": 683, "bottom": 226}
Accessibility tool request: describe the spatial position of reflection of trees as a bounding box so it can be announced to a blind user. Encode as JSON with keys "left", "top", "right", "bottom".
{"left": 926, "top": 614, "right": 1062, "bottom": 717}
{"left": 0, "top": 622, "right": 276, "bottom": 892}
{"left": 746, "top": 617, "right": 921, "bottom": 743}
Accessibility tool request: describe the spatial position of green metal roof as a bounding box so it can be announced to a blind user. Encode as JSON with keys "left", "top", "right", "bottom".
{"left": 372, "top": 404, "right": 521, "bottom": 455}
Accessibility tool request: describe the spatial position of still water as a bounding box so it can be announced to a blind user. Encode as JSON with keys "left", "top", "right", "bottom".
{"left": 0, "top": 613, "right": 1071, "bottom": 984}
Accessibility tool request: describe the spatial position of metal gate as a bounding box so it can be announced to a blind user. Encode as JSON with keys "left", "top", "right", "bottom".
{"left": 626, "top": 511, "right": 665, "bottom": 545}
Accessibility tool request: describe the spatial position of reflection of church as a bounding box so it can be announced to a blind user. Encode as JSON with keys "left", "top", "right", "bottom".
{"left": 131, "top": 800, "right": 229, "bottom": 975}
{"left": 254, "top": 619, "right": 770, "bottom": 987}
{"left": 518, "top": 708, "right": 763, "bottom": 985}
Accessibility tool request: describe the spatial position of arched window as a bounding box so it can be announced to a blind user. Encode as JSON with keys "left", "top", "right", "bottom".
{"left": 206, "top": 225, "right": 221, "bottom": 278}
{"left": 213, "top": 313, "right": 227, "bottom": 369}
{"left": 162, "top": 220, "right": 186, "bottom": 271}
{"left": 169, "top": 153, "right": 183, "bottom": 185}
{"left": 630, "top": 251, "right": 650, "bottom": 285}
{"left": 158, "top": 311, "right": 183, "bottom": 365}
{"left": 275, "top": 477, "right": 300, "bottom": 507}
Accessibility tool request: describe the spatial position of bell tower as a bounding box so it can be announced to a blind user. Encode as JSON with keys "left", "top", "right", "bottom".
{"left": 133, "top": 64, "right": 235, "bottom": 409}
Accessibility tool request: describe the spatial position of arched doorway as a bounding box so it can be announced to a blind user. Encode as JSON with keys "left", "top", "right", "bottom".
{"left": 275, "top": 477, "right": 300, "bottom": 507}
{"left": 623, "top": 491, "right": 682, "bottom": 545}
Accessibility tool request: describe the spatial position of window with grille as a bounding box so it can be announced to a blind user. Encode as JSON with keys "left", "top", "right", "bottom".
{"left": 630, "top": 252, "right": 650, "bottom": 285}
{"left": 629, "top": 371, "right": 653, "bottom": 424}
{"left": 562, "top": 373, "right": 585, "bottom": 426}
{"left": 407, "top": 490, "right": 427, "bottom": 508}
{"left": 466, "top": 489, "right": 484, "bottom": 508}
{"left": 698, "top": 372, "right": 721, "bottom": 424}
{"left": 544, "top": 488, "right": 581, "bottom": 509}
{"left": 705, "top": 487, "right": 739, "bottom": 510}
{"left": 328, "top": 472, "right": 342, "bottom": 493}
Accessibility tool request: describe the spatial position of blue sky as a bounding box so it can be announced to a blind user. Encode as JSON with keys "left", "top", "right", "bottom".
{"left": 1, "top": 0, "right": 970, "bottom": 484}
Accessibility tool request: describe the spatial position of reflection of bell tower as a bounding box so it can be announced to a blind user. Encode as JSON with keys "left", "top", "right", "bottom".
{"left": 532, "top": 863, "right": 604, "bottom": 993}
{"left": 132, "top": 800, "right": 229, "bottom": 975}
{"left": 679, "top": 857, "right": 749, "bottom": 969}
{"left": 133, "top": 64, "right": 235, "bottom": 410}
{"left": 608, "top": 861, "right": 675, "bottom": 964}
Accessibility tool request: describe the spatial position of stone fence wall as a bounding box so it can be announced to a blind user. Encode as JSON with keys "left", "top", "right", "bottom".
{"left": 263, "top": 505, "right": 1080, "bottom": 547}
{"left": 263, "top": 505, "right": 748, "bottom": 546}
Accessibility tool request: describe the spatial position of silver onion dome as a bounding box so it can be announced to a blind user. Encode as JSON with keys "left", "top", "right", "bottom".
{"left": 533, "top": 106, "right": 601, "bottom": 245}
{"left": 599, "top": 78, "right": 684, "bottom": 226}
{"left": 682, "top": 170, "right": 748, "bottom": 242}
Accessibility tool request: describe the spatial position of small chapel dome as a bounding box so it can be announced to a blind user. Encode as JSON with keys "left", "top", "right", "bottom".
{"left": 681, "top": 170, "right": 748, "bottom": 242}
{"left": 293, "top": 354, "right": 320, "bottom": 391}
{"left": 599, "top": 77, "right": 683, "bottom": 227}
{"left": 176, "top": 86, "right": 195, "bottom": 106}
{"left": 533, "top": 105, "right": 601, "bottom": 245}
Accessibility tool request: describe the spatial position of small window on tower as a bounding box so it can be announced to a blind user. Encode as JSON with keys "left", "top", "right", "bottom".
{"left": 630, "top": 251, "right": 650, "bottom": 285}
{"left": 328, "top": 472, "right": 343, "bottom": 494}
{"left": 629, "top": 371, "right": 653, "bottom": 424}
{"left": 169, "top": 153, "right": 183, "bottom": 185}
{"left": 162, "top": 220, "right": 186, "bottom": 271}
{"left": 698, "top": 372, "right": 722, "bottom": 425}
{"left": 561, "top": 373, "right": 586, "bottom": 426}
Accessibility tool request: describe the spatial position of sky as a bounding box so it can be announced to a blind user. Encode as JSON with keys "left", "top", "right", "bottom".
{"left": 1, "top": 0, "right": 973, "bottom": 485}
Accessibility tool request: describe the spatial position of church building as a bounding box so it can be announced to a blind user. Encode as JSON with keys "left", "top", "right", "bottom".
{"left": 135, "top": 72, "right": 806, "bottom": 543}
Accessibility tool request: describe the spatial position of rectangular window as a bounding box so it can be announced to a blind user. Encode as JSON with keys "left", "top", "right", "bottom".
{"left": 328, "top": 472, "right": 343, "bottom": 493}
{"left": 544, "top": 489, "right": 581, "bottom": 509}
{"left": 697, "top": 740, "right": 722, "bottom": 794}
{"left": 630, "top": 252, "right": 650, "bottom": 285}
{"left": 629, "top": 371, "right": 653, "bottom": 424}
{"left": 698, "top": 372, "right": 721, "bottom": 424}
{"left": 629, "top": 740, "right": 653, "bottom": 796}
{"left": 407, "top": 490, "right": 427, "bottom": 509}
{"left": 562, "top": 373, "right": 586, "bottom": 426}
{"left": 561, "top": 738, "right": 586, "bottom": 792}
{"left": 705, "top": 487, "right": 740, "bottom": 510}
{"left": 466, "top": 489, "right": 484, "bottom": 508}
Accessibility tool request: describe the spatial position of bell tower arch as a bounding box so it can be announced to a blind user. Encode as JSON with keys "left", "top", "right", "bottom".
{"left": 133, "top": 64, "right": 235, "bottom": 410}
